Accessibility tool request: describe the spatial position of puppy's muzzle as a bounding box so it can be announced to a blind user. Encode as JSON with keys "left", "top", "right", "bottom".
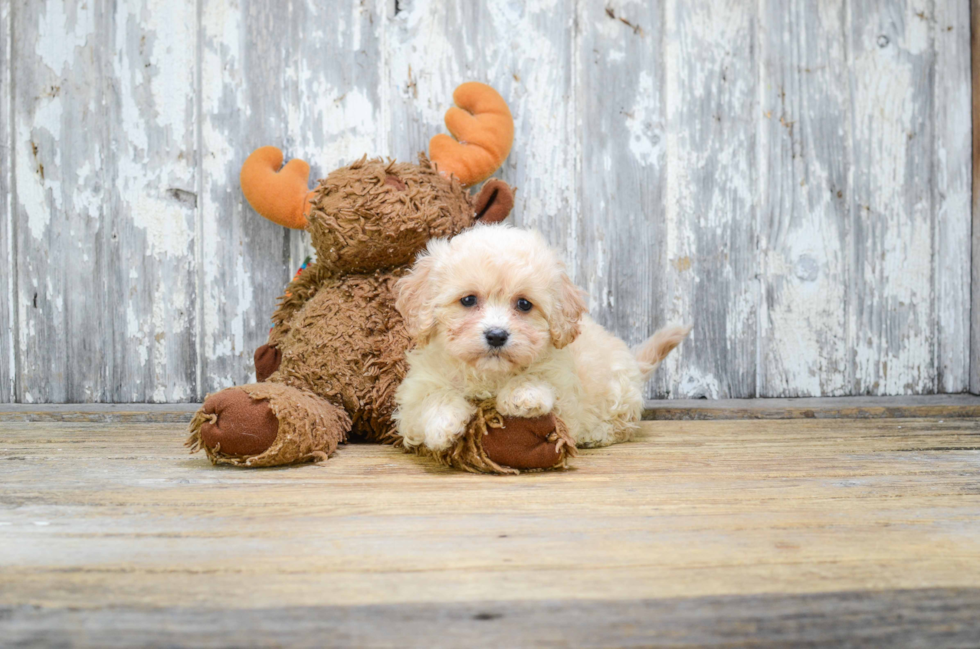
{"left": 484, "top": 328, "right": 509, "bottom": 348}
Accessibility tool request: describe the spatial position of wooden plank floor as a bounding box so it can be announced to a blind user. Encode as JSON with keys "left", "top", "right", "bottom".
{"left": 2, "top": 412, "right": 980, "bottom": 647}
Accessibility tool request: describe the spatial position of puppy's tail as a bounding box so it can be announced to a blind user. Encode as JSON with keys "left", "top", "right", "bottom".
{"left": 634, "top": 325, "right": 692, "bottom": 377}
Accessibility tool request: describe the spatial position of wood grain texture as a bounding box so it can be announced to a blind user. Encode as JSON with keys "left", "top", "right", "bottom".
{"left": 972, "top": 0, "right": 980, "bottom": 395}
{"left": 12, "top": 0, "right": 198, "bottom": 403}
{"left": 759, "top": 0, "right": 850, "bottom": 397}
{"left": 849, "top": 0, "right": 938, "bottom": 394}
{"left": 643, "top": 393, "right": 980, "bottom": 420}
{"left": 0, "top": 403, "right": 200, "bottom": 423}
{"left": 0, "top": 0, "right": 974, "bottom": 402}
{"left": 199, "top": 0, "right": 302, "bottom": 394}
{"left": 1, "top": 417, "right": 979, "bottom": 644}
{"left": 664, "top": 0, "right": 759, "bottom": 398}
{"left": 12, "top": 0, "right": 109, "bottom": 403}
{"left": 934, "top": 0, "right": 972, "bottom": 393}
{"left": 4, "top": 589, "right": 980, "bottom": 648}
{"left": 1, "top": 0, "right": 12, "bottom": 404}
{"left": 578, "top": 2, "right": 671, "bottom": 399}
{"left": 106, "top": 0, "right": 199, "bottom": 402}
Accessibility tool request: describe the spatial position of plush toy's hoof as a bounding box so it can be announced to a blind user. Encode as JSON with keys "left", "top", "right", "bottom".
{"left": 199, "top": 388, "right": 279, "bottom": 456}
{"left": 483, "top": 413, "right": 565, "bottom": 470}
{"left": 420, "top": 402, "right": 576, "bottom": 474}
{"left": 187, "top": 383, "right": 351, "bottom": 468}
{"left": 254, "top": 343, "right": 282, "bottom": 382}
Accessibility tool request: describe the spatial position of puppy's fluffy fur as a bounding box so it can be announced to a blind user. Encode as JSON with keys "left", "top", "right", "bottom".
{"left": 394, "top": 225, "right": 689, "bottom": 451}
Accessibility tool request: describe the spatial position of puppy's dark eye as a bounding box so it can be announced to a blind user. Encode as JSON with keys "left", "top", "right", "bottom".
{"left": 516, "top": 298, "right": 533, "bottom": 312}
{"left": 460, "top": 295, "right": 478, "bottom": 307}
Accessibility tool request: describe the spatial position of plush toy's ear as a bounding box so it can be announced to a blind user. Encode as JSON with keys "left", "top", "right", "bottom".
{"left": 240, "top": 146, "right": 316, "bottom": 229}
{"left": 473, "top": 179, "right": 515, "bottom": 224}
{"left": 395, "top": 250, "right": 440, "bottom": 345}
{"left": 429, "top": 82, "right": 514, "bottom": 187}
{"left": 549, "top": 271, "right": 587, "bottom": 349}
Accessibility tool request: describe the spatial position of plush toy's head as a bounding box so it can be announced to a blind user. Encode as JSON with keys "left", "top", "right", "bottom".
{"left": 305, "top": 157, "right": 512, "bottom": 273}
{"left": 240, "top": 82, "right": 516, "bottom": 274}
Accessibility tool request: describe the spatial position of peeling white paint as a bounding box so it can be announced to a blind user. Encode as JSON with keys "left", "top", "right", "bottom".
{"left": 851, "top": 10, "right": 934, "bottom": 394}
{"left": 677, "top": 370, "right": 721, "bottom": 400}
{"left": 2, "top": 0, "right": 971, "bottom": 404}
{"left": 755, "top": 0, "right": 854, "bottom": 397}
{"left": 113, "top": 0, "right": 196, "bottom": 261}
{"left": 127, "top": 303, "right": 149, "bottom": 368}
{"left": 33, "top": 94, "right": 62, "bottom": 147}
{"left": 2, "top": 0, "right": 13, "bottom": 401}
{"left": 35, "top": 0, "right": 94, "bottom": 73}
{"left": 199, "top": 0, "right": 271, "bottom": 394}
{"left": 626, "top": 71, "right": 661, "bottom": 166}
{"left": 664, "top": 0, "right": 758, "bottom": 398}
{"left": 130, "top": 193, "right": 194, "bottom": 259}
{"left": 16, "top": 122, "right": 53, "bottom": 241}
{"left": 905, "top": 1, "right": 930, "bottom": 55}
{"left": 933, "top": 0, "right": 972, "bottom": 393}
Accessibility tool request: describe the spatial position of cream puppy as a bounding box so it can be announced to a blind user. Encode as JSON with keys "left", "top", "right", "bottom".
{"left": 394, "top": 224, "right": 689, "bottom": 451}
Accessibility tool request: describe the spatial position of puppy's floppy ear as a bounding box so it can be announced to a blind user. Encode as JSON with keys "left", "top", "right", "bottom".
{"left": 549, "top": 271, "right": 587, "bottom": 349}
{"left": 396, "top": 251, "right": 439, "bottom": 345}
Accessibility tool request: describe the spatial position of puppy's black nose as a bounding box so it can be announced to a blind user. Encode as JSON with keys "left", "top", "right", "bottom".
{"left": 484, "top": 328, "right": 509, "bottom": 348}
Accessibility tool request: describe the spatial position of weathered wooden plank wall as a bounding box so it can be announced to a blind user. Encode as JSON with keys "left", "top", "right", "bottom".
{"left": 1, "top": 1, "right": 12, "bottom": 404}
{"left": 13, "top": 1, "right": 108, "bottom": 403}
{"left": 760, "top": 0, "right": 849, "bottom": 397}
{"left": 665, "top": 0, "right": 760, "bottom": 398}
{"left": 578, "top": 2, "right": 667, "bottom": 397}
{"left": 971, "top": 0, "right": 980, "bottom": 394}
{"left": 936, "top": 0, "right": 973, "bottom": 393}
{"left": 0, "top": 0, "right": 973, "bottom": 403}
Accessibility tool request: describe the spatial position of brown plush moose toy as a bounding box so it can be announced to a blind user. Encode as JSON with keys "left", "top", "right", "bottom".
{"left": 186, "top": 82, "right": 575, "bottom": 474}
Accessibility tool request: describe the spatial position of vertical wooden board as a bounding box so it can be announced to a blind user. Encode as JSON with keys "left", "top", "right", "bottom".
{"left": 199, "top": 0, "right": 290, "bottom": 395}
{"left": 848, "top": 0, "right": 937, "bottom": 395}
{"left": 663, "top": 1, "right": 759, "bottom": 398}
{"left": 13, "top": 0, "right": 108, "bottom": 403}
{"left": 970, "top": 0, "right": 980, "bottom": 395}
{"left": 199, "top": 0, "right": 384, "bottom": 395}
{"left": 933, "top": 0, "right": 972, "bottom": 394}
{"left": 577, "top": 2, "right": 673, "bottom": 398}
{"left": 758, "top": 0, "right": 850, "bottom": 397}
{"left": 0, "top": 1, "right": 12, "bottom": 403}
{"left": 384, "top": 0, "right": 578, "bottom": 251}
{"left": 13, "top": 0, "right": 199, "bottom": 403}
{"left": 103, "top": 0, "right": 198, "bottom": 402}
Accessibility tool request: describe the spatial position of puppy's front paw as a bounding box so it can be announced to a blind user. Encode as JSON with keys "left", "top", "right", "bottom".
{"left": 423, "top": 404, "right": 475, "bottom": 451}
{"left": 496, "top": 383, "right": 555, "bottom": 418}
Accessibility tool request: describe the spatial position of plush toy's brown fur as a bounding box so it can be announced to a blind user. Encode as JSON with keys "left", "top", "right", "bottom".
{"left": 185, "top": 84, "right": 574, "bottom": 472}
{"left": 268, "top": 156, "right": 471, "bottom": 441}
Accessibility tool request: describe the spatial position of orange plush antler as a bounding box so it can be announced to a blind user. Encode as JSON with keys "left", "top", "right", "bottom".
{"left": 429, "top": 82, "right": 514, "bottom": 187}
{"left": 240, "top": 146, "right": 316, "bottom": 229}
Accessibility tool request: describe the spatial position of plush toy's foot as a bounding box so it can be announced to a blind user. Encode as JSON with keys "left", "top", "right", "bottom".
{"left": 483, "top": 413, "right": 571, "bottom": 470}
{"left": 186, "top": 383, "right": 351, "bottom": 467}
{"left": 197, "top": 387, "right": 280, "bottom": 456}
{"left": 422, "top": 402, "right": 576, "bottom": 475}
